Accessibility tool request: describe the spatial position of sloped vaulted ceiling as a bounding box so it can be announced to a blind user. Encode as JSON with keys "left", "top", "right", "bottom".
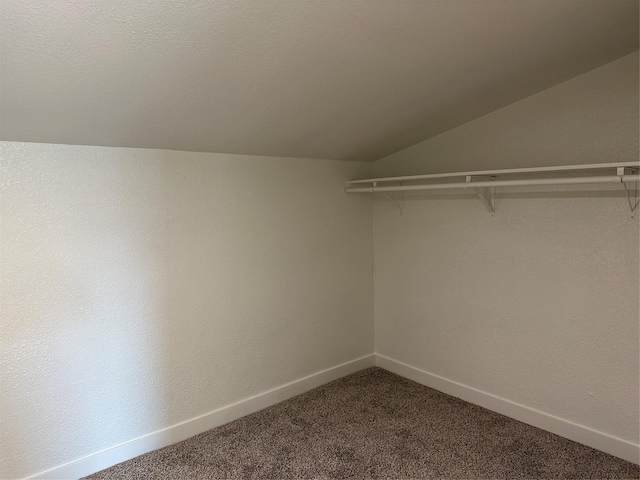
{"left": 0, "top": 0, "right": 638, "bottom": 161}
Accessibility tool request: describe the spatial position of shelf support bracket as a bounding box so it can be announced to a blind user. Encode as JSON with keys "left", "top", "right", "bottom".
{"left": 618, "top": 168, "right": 639, "bottom": 218}
{"left": 467, "top": 175, "right": 496, "bottom": 216}
{"left": 375, "top": 182, "right": 404, "bottom": 215}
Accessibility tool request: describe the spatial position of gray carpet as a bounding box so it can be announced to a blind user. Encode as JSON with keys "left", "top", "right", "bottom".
{"left": 85, "top": 368, "right": 639, "bottom": 479}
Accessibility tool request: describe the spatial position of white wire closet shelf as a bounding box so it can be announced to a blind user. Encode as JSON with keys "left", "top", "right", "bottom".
{"left": 345, "top": 162, "right": 640, "bottom": 217}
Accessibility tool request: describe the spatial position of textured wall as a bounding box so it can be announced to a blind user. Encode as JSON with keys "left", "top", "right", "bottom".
{"left": 0, "top": 143, "right": 374, "bottom": 479}
{"left": 373, "top": 53, "right": 639, "bottom": 443}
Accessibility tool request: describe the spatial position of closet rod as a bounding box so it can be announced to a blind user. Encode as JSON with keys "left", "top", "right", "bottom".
{"left": 345, "top": 175, "right": 640, "bottom": 193}
{"left": 347, "top": 162, "right": 640, "bottom": 185}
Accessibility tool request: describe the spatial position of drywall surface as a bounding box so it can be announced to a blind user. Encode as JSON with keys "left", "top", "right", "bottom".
{"left": 372, "top": 53, "right": 639, "bottom": 444}
{"left": 374, "top": 52, "right": 639, "bottom": 175}
{"left": 2, "top": 1, "right": 638, "bottom": 161}
{"left": 0, "top": 143, "right": 373, "bottom": 479}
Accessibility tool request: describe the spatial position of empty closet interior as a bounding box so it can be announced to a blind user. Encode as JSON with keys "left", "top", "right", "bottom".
{"left": 1, "top": 1, "right": 639, "bottom": 478}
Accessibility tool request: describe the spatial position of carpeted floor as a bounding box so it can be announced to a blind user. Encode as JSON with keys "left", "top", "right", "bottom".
{"left": 85, "top": 368, "right": 639, "bottom": 479}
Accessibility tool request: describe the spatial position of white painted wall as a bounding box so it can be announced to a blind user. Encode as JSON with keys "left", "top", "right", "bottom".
{"left": 0, "top": 143, "right": 374, "bottom": 479}
{"left": 373, "top": 52, "right": 639, "bottom": 445}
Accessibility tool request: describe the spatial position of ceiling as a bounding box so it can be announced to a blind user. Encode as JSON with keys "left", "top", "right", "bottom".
{"left": 1, "top": 0, "right": 638, "bottom": 162}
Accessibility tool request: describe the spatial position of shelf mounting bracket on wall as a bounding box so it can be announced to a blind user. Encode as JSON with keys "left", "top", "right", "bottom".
{"left": 376, "top": 182, "right": 404, "bottom": 215}
{"left": 619, "top": 167, "right": 639, "bottom": 218}
{"left": 467, "top": 175, "right": 496, "bottom": 216}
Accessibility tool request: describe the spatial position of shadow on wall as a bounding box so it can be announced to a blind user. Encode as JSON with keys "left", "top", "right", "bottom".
{"left": 374, "top": 184, "right": 634, "bottom": 214}
{"left": 0, "top": 146, "right": 173, "bottom": 479}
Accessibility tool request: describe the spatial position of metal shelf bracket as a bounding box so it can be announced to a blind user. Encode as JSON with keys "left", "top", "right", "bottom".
{"left": 375, "top": 182, "right": 404, "bottom": 214}
{"left": 619, "top": 167, "right": 639, "bottom": 218}
{"left": 466, "top": 175, "right": 496, "bottom": 216}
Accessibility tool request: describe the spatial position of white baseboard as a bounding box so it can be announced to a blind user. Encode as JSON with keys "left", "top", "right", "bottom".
{"left": 25, "top": 354, "right": 375, "bottom": 480}
{"left": 375, "top": 353, "right": 639, "bottom": 465}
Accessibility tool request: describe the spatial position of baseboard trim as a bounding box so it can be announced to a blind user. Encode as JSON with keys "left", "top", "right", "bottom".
{"left": 375, "top": 353, "right": 639, "bottom": 465}
{"left": 25, "top": 354, "right": 375, "bottom": 480}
